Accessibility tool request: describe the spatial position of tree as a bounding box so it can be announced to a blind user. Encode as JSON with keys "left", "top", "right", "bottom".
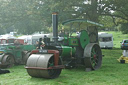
{"left": 0, "top": 0, "right": 128, "bottom": 34}
{"left": 0, "top": 0, "right": 44, "bottom": 34}
{"left": 120, "top": 23, "right": 128, "bottom": 34}
{"left": 0, "top": 28, "right": 6, "bottom": 35}
{"left": 98, "top": 0, "right": 128, "bottom": 28}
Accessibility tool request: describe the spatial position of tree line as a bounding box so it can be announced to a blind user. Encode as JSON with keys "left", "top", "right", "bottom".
{"left": 0, "top": 0, "right": 128, "bottom": 35}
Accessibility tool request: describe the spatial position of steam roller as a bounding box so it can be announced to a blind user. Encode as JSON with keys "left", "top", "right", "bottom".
{"left": 0, "top": 54, "right": 14, "bottom": 68}
{"left": 25, "top": 12, "right": 102, "bottom": 79}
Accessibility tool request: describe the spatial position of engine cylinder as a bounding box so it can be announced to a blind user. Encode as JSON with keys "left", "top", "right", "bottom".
{"left": 61, "top": 46, "right": 75, "bottom": 57}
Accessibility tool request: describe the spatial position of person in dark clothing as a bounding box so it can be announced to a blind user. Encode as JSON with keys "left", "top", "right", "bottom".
{"left": 0, "top": 62, "right": 10, "bottom": 74}
{"left": 14, "top": 40, "right": 20, "bottom": 45}
{"left": 59, "top": 30, "right": 65, "bottom": 37}
{"left": 36, "top": 41, "right": 39, "bottom": 49}
{"left": 38, "top": 38, "right": 42, "bottom": 49}
{"left": 37, "top": 38, "right": 45, "bottom": 49}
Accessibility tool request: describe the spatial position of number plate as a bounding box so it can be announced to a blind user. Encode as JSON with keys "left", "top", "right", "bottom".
{"left": 39, "top": 49, "right": 48, "bottom": 53}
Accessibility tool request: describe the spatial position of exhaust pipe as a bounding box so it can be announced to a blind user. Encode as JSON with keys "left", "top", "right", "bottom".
{"left": 52, "top": 12, "right": 58, "bottom": 44}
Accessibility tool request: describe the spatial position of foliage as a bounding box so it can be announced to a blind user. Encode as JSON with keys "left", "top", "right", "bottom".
{"left": 0, "top": 0, "right": 128, "bottom": 34}
{"left": 0, "top": 28, "right": 6, "bottom": 35}
{"left": 100, "top": 0, "right": 128, "bottom": 33}
{"left": 0, "top": 0, "right": 44, "bottom": 34}
{"left": 98, "top": 16, "right": 115, "bottom": 31}
{"left": 120, "top": 23, "right": 128, "bottom": 34}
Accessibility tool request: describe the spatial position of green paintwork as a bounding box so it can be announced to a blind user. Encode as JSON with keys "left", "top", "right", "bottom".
{"left": 63, "top": 37, "right": 68, "bottom": 45}
{"left": 69, "top": 38, "right": 78, "bottom": 46}
{"left": 23, "top": 45, "right": 36, "bottom": 51}
{"left": 79, "top": 30, "right": 90, "bottom": 49}
{"left": 61, "top": 46, "right": 75, "bottom": 57}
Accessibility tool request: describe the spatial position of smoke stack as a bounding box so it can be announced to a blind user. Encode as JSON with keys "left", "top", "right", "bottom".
{"left": 52, "top": 12, "right": 58, "bottom": 44}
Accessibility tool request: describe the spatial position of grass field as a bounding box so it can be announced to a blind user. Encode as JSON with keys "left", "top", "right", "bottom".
{"left": 0, "top": 31, "right": 128, "bottom": 85}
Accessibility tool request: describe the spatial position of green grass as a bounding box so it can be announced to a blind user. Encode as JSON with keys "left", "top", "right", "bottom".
{"left": 0, "top": 31, "right": 128, "bottom": 85}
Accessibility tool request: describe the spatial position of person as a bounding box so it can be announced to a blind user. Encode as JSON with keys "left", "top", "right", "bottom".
{"left": 14, "top": 40, "right": 20, "bottom": 45}
{"left": 24, "top": 42, "right": 28, "bottom": 45}
{"left": 59, "top": 30, "right": 65, "bottom": 37}
{"left": 0, "top": 62, "right": 10, "bottom": 74}
{"left": 37, "top": 38, "right": 45, "bottom": 49}
{"left": 58, "top": 29, "right": 65, "bottom": 41}
{"left": 35, "top": 41, "right": 39, "bottom": 49}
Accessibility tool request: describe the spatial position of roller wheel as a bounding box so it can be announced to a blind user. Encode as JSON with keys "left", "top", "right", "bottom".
{"left": 26, "top": 54, "right": 62, "bottom": 79}
{"left": 0, "top": 54, "right": 15, "bottom": 68}
{"left": 84, "top": 43, "right": 102, "bottom": 71}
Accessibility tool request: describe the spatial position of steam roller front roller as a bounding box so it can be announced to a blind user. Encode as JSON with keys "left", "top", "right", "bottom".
{"left": 0, "top": 54, "right": 15, "bottom": 68}
{"left": 25, "top": 53, "right": 62, "bottom": 79}
{"left": 84, "top": 43, "right": 102, "bottom": 71}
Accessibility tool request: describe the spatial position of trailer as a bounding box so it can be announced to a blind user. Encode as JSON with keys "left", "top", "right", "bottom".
{"left": 0, "top": 35, "right": 24, "bottom": 45}
{"left": 98, "top": 32, "right": 113, "bottom": 49}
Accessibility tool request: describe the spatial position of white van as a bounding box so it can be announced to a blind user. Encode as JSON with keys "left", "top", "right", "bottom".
{"left": 98, "top": 32, "right": 113, "bottom": 49}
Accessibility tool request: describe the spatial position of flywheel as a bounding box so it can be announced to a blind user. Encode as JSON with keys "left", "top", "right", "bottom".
{"left": 78, "top": 30, "right": 90, "bottom": 49}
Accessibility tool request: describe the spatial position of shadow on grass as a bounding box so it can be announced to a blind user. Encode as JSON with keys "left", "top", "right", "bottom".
{"left": 28, "top": 67, "right": 88, "bottom": 81}
{"left": 28, "top": 71, "right": 69, "bottom": 81}
{"left": 112, "top": 47, "right": 122, "bottom": 50}
{"left": 101, "top": 47, "right": 121, "bottom": 50}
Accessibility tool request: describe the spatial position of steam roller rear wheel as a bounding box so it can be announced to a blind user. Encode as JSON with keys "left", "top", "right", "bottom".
{"left": 0, "top": 54, "right": 14, "bottom": 68}
{"left": 26, "top": 54, "right": 62, "bottom": 79}
{"left": 84, "top": 43, "right": 102, "bottom": 71}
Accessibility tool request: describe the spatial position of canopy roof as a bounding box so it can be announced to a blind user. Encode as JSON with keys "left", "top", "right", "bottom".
{"left": 62, "top": 19, "right": 103, "bottom": 27}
